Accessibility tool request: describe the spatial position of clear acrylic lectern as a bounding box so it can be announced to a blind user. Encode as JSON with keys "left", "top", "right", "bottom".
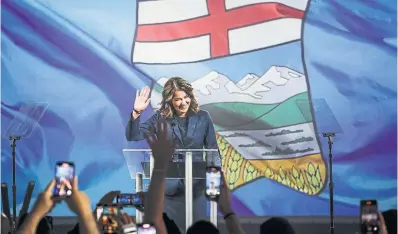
{"left": 122, "top": 149, "right": 219, "bottom": 230}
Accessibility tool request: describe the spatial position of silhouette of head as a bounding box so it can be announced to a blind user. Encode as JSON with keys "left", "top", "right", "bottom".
{"left": 260, "top": 217, "right": 295, "bottom": 234}
{"left": 382, "top": 209, "right": 397, "bottom": 234}
{"left": 187, "top": 220, "right": 219, "bottom": 234}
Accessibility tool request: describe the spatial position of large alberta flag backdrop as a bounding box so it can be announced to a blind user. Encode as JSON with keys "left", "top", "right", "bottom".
{"left": 1, "top": 0, "right": 397, "bottom": 216}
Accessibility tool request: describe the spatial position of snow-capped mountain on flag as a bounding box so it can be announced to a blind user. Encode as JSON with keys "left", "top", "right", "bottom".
{"left": 151, "top": 66, "right": 307, "bottom": 106}
{"left": 150, "top": 66, "right": 326, "bottom": 194}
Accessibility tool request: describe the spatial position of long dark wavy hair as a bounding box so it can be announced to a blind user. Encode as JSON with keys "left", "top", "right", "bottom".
{"left": 159, "top": 77, "right": 199, "bottom": 118}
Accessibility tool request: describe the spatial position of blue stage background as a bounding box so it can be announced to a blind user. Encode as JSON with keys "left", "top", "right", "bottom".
{"left": 1, "top": 0, "right": 397, "bottom": 216}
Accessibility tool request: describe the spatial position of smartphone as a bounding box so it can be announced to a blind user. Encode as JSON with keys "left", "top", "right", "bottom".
{"left": 360, "top": 200, "right": 380, "bottom": 234}
{"left": 117, "top": 193, "right": 143, "bottom": 208}
{"left": 100, "top": 205, "right": 120, "bottom": 234}
{"left": 53, "top": 161, "right": 75, "bottom": 197}
{"left": 205, "top": 166, "right": 221, "bottom": 200}
{"left": 137, "top": 223, "right": 156, "bottom": 234}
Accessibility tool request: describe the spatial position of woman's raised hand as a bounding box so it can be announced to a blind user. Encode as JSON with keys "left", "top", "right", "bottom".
{"left": 134, "top": 86, "right": 151, "bottom": 112}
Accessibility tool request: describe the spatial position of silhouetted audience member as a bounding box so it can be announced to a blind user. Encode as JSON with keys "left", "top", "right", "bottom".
{"left": 17, "top": 213, "right": 53, "bottom": 234}
{"left": 186, "top": 220, "right": 220, "bottom": 234}
{"left": 163, "top": 213, "right": 182, "bottom": 234}
{"left": 36, "top": 216, "right": 53, "bottom": 234}
{"left": 260, "top": 217, "right": 295, "bottom": 234}
{"left": 382, "top": 209, "right": 397, "bottom": 234}
{"left": 67, "top": 223, "right": 80, "bottom": 234}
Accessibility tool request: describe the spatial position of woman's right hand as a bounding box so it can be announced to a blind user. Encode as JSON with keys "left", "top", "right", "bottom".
{"left": 134, "top": 87, "right": 151, "bottom": 112}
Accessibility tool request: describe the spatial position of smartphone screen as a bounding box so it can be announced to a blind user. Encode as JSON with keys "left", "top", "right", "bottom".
{"left": 101, "top": 205, "right": 120, "bottom": 234}
{"left": 205, "top": 166, "right": 221, "bottom": 200}
{"left": 360, "top": 200, "right": 379, "bottom": 234}
{"left": 137, "top": 223, "right": 156, "bottom": 234}
{"left": 117, "top": 193, "right": 131, "bottom": 206}
{"left": 53, "top": 162, "right": 75, "bottom": 197}
{"left": 117, "top": 193, "right": 143, "bottom": 208}
{"left": 132, "top": 193, "right": 143, "bottom": 207}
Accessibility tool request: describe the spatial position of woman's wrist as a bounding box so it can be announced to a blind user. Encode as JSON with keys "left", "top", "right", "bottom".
{"left": 221, "top": 207, "right": 234, "bottom": 216}
{"left": 131, "top": 111, "right": 141, "bottom": 120}
{"left": 223, "top": 211, "right": 236, "bottom": 220}
{"left": 133, "top": 108, "right": 142, "bottom": 114}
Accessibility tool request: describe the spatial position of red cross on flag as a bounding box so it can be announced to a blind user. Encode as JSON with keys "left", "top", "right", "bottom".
{"left": 132, "top": 0, "right": 308, "bottom": 64}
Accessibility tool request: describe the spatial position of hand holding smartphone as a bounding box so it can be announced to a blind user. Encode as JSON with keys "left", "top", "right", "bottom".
{"left": 360, "top": 200, "right": 380, "bottom": 234}
{"left": 205, "top": 166, "right": 221, "bottom": 200}
{"left": 53, "top": 161, "right": 75, "bottom": 198}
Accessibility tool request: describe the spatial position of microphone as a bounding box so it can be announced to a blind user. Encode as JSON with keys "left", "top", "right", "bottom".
{"left": 322, "top": 132, "right": 336, "bottom": 144}
{"left": 18, "top": 181, "right": 35, "bottom": 220}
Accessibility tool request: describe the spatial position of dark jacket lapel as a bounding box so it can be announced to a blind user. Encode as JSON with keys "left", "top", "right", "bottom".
{"left": 186, "top": 113, "right": 199, "bottom": 139}
{"left": 169, "top": 117, "right": 183, "bottom": 145}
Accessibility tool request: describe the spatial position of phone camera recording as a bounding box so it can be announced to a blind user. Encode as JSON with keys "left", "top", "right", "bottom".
{"left": 206, "top": 167, "right": 221, "bottom": 199}
{"left": 53, "top": 162, "right": 74, "bottom": 197}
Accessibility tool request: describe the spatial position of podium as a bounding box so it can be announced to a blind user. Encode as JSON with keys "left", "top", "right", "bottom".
{"left": 122, "top": 149, "right": 219, "bottom": 230}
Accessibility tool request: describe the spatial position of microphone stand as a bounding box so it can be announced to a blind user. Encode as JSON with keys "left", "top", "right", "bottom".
{"left": 322, "top": 132, "right": 335, "bottom": 234}
{"left": 10, "top": 136, "right": 21, "bottom": 234}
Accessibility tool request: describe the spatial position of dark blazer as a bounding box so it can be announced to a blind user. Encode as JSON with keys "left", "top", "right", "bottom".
{"left": 125, "top": 110, "right": 220, "bottom": 165}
